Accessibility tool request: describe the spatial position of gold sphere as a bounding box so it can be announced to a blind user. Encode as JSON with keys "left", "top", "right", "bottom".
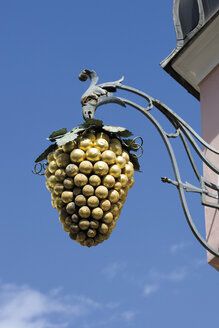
{"left": 61, "top": 191, "right": 73, "bottom": 203}
{"left": 96, "top": 132, "right": 110, "bottom": 143}
{"left": 51, "top": 199, "right": 56, "bottom": 208}
{"left": 94, "top": 234, "right": 104, "bottom": 243}
{"left": 56, "top": 153, "right": 71, "bottom": 168}
{"left": 100, "top": 199, "right": 111, "bottom": 211}
{"left": 79, "top": 160, "right": 93, "bottom": 174}
{"left": 93, "top": 161, "right": 109, "bottom": 176}
{"left": 82, "top": 185, "right": 94, "bottom": 197}
{"left": 118, "top": 174, "right": 129, "bottom": 187}
{"left": 109, "top": 164, "right": 121, "bottom": 178}
{"left": 119, "top": 188, "right": 127, "bottom": 201}
{"left": 70, "top": 224, "right": 80, "bottom": 233}
{"left": 110, "top": 138, "right": 121, "bottom": 144}
{"left": 47, "top": 152, "right": 55, "bottom": 163}
{"left": 59, "top": 215, "right": 65, "bottom": 224}
{"left": 74, "top": 173, "right": 88, "bottom": 187}
{"left": 117, "top": 201, "right": 123, "bottom": 210}
{"left": 90, "top": 220, "right": 99, "bottom": 229}
{"left": 124, "top": 163, "right": 134, "bottom": 178}
{"left": 62, "top": 140, "right": 75, "bottom": 152}
{"left": 109, "top": 220, "right": 116, "bottom": 230}
{"left": 65, "top": 164, "right": 79, "bottom": 177}
{"left": 63, "top": 223, "right": 70, "bottom": 232}
{"left": 102, "top": 212, "right": 113, "bottom": 224}
{"left": 71, "top": 213, "right": 79, "bottom": 223}
{"left": 110, "top": 204, "right": 119, "bottom": 216}
{"left": 109, "top": 138, "right": 122, "bottom": 155}
{"left": 94, "top": 138, "right": 109, "bottom": 152}
{"left": 102, "top": 175, "right": 115, "bottom": 188}
{"left": 89, "top": 175, "right": 101, "bottom": 187}
{"left": 86, "top": 148, "right": 101, "bottom": 162}
{"left": 47, "top": 175, "right": 57, "bottom": 188}
{"left": 84, "top": 238, "right": 95, "bottom": 247}
{"left": 45, "top": 181, "right": 53, "bottom": 191}
{"left": 54, "top": 183, "right": 64, "bottom": 195}
{"left": 87, "top": 229, "right": 96, "bottom": 238}
{"left": 45, "top": 169, "right": 51, "bottom": 179}
{"left": 114, "top": 215, "right": 120, "bottom": 221}
{"left": 128, "top": 177, "right": 134, "bottom": 188}
{"left": 76, "top": 231, "right": 86, "bottom": 242}
{"left": 48, "top": 160, "right": 58, "bottom": 174}
{"left": 56, "top": 206, "right": 62, "bottom": 214}
{"left": 54, "top": 197, "right": 64, "bottom": 209}
{"left": 51, "top": 191, "right": 57, "bottom": 200}
{"left": 54, "top": 148, "right": 64, "bottom": 159}
{"left": 121, "top": 150, "right": 130, "bottom": 163}
{"left": 92, "top": 207, "right": 103, "bottom": 220}
{"left": 55, "top": 168, "right": 66, "bottom": 181}
{"left": 79, "top": 219, "right": 90, "bottom": 230}
{"left": 73, "top": 187, "right": 81, "bottom": 196}
{"left": 114, "top": 182, "right": 122, "bottom": 190}
{"left": 60, "top": 207, "right": 68, "bottom": 220}
{"left": 66, "top": 202, "right": 76, "bottom": 214}
{"left": 108, "top": 189, "right": 120, "bottom": 203}
{"left": 65, "top": 216, "right": 72, "bottom": 226}
{"left": 87, "top": 195, "right": 99, "bottom": 208}
{"left": 68, "top": 231, "right": 77, "bottom": 242}
{"left": 105, "top": 230, "right": 112, "bottom": 237}
{"left": 120, "top": 198, "right": 126, "bottom": 205}
{"left": 75, "top": 194, "right": 87, "bottom": 207}
{"left": 59, "top": 213, "right": 68, "bottom": 223}
{"left": 99, "top": 223, "right": 109, "bottom": 234}
{"left": 78, "top": 206, "right": 91, "bottom": 219}
{"left": 78, "top": 138, "right": 93, "bottom": 151}
{"left": 95, "top": 185, "right": 109, "bottom": 199}
{"left": 63, "top": 177, "right": 74, "bottom": 189}
{"left": 101, "top": 150, "right": 116, "bottom": 165}
{"left": 70, "top": 224, "right": 78, "bottom": 233}
{"left": 70, "top": 149, "right": 85, "bottom": 163}
{"left": 82, "top": 132, "right": 96, "bottom": 142}
{"left": 116, "top": 156, "right": 126, "bottom": 169}
{"left": 69, "top": 233, "right": 78, "bottom": 241}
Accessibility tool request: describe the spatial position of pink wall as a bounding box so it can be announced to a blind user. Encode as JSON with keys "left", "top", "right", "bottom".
{"left": 199, "top": 64, "right": 219, "bottom": 271}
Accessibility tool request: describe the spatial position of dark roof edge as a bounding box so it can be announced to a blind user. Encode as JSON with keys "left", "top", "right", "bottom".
{"left": 162, "top": 64, "right": 200, "bottom": 101}
{"left": 160, "top": 10, "right": 219, "bottom": 101}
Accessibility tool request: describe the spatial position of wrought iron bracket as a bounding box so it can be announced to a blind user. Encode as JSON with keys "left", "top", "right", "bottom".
{"left": 79, "top": 69, "right": 219, "bottom": 257}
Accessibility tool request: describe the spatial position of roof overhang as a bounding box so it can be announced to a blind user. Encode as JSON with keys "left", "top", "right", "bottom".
{"left": 161, "top": 10, "right": 219, "bottom": 100}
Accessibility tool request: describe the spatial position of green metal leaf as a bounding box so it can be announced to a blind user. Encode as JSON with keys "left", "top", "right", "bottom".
{"left": 129, "top": 153, "right": 142, "bottom": 172}
{"left": 116, "top": 129, "right": 133, "bottom": 137}
{"left": 103, "top": 125, "right": 133, "bottom": 138}
{"left": 121, "top": 138, "right": 139, "bottom": 151}
{"left": 35, "top": 144, "right": 57, "bottom": 163}
{"left": 103, "top": 125, "right": 126, "bottom": 133}
{"left": 48, "top": 128, "right": 67, "bottom": 141}
{"left": 70, "top": 127, "right": 85, "bottom": 134}
{"left": 79, "top": 119, "right": 103, "bottom": 129}
{"left": 56, "top": 127, "right": 86, "bottom": 146}
{"left": 56, "top": 131, "right": 80, "bottom": 146}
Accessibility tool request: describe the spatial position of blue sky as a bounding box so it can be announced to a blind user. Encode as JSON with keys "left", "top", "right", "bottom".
{"left": 0, "top": 1, "right": 218, "bottom": 327}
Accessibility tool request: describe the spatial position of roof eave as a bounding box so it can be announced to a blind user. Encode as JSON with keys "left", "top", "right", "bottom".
{"left": 161, "top": 10, "right": 219, "bottom": 101}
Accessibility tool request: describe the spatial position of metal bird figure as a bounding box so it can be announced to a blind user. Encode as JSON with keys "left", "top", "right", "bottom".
{"left": 79, "top": 69, "right": 126, "bottom": 120}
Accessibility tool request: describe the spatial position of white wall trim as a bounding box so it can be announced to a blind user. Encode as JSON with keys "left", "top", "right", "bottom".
{"left": 172, "top": 14, "right": 219, "bottom": 91}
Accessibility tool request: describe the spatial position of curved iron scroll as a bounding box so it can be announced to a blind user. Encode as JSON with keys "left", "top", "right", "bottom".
{"left": 79, "top": 69, "right": 219, "bottom": 257}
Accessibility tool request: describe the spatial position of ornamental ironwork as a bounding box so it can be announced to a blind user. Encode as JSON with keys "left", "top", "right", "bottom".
{"left": 79, "top": 69, "right": 219, "bottom": 256}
